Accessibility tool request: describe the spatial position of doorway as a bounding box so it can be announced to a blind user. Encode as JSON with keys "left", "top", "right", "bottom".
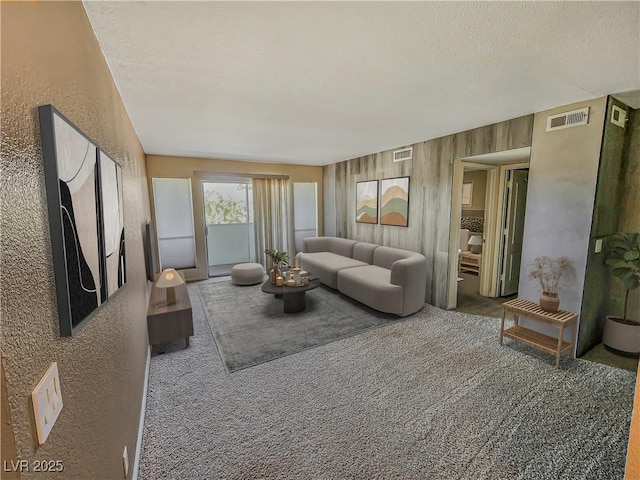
{"left": 202, "top": 180, "right": 255, "bottom": 277}
{"left": 499, "top": 168, "right": 529, "bottom": 297}
{"left": 448, "top": 147, "right": 531, "bottom": 317}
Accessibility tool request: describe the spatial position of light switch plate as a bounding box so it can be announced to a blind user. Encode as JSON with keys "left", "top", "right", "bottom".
{"left": 611, "top": 105, "right": 627, "bottom": 128}
{"left": 32, "top": 362, "right": 63, "bottom": 445}
{"left": 595, "top": 238, "right": 603, "bottom": 254}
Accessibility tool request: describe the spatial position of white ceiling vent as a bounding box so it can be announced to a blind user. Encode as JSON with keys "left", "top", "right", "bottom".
{"left": 546, "top": 107, "right": 589, "bottom": 132}
{"left": 393, "top": 147, "right": 413, "bottom": 162}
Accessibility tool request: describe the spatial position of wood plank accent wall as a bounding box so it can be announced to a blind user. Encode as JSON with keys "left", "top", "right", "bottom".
{"left": 330, "top": 115, "right": 533, "bottom": 308}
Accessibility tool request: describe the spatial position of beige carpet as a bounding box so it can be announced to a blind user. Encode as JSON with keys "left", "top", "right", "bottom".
{"left": 139, "top": 281, "right": 636, "bottom": 479}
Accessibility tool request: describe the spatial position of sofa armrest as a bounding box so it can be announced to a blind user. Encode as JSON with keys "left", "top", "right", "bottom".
{"left": 390, "top": 255, "right": 427, "bottom": 316}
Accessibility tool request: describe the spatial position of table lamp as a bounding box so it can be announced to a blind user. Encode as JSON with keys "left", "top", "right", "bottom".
{"left": 156, "top": 268, "right": 184, "bottom": 304}
{"left": 468, "top": 235, "right": 483, "bottom": 254}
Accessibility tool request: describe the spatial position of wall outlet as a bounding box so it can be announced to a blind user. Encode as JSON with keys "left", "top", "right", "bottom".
{"left": 122, "top": 446, "right": 129, "bottom": 478}
{"left": 31, "top": 362, "right": 63, "bottom": 445}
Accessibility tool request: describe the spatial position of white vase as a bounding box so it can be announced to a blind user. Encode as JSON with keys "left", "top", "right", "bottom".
{"left": 603, "top": 316, "right": 640, "bottom": 355}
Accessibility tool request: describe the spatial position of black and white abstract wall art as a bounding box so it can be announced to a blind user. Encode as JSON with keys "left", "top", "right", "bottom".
{"left": 39, "top": 105, "right": 104, "bottom": 336}
{"left": 99, "top": 150, "right": 126, "bottom": 298}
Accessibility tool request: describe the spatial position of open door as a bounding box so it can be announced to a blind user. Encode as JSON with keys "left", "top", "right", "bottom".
{"left": 202, "top": 180, "right": 254, "bottom": 277}
{"left": 500, "top": 169, "right": 528, "bottom": 296}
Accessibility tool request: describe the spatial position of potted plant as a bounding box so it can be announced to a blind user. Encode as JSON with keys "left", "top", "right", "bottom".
{"left": 527, "top": 256, "right": 575, "bottom": 312}
{"left": 264, "top": 248, "right": 289, "bottom": 284}
{"left": 602, "top": 232, "right": 640, "bottom": 355}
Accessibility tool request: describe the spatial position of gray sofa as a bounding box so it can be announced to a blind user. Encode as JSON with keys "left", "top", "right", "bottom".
{"left": 296, "top": 237, "right": 427, "bottom": 317}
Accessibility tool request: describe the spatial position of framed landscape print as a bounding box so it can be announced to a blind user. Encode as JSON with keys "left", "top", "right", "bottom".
{"left": 99, "top": 149, "right": 126, "bottom": 298}
{"left": 356, "top": 180, "right": 378, "bottom": 224}
{"left": 39, "top": 105, "right": 104, "bottom": 336}
{"left": 462, "top": 182, "right": 473, "bottom": 207}
{"left": 380, "top": 176, "right": 410, "bottom": 227}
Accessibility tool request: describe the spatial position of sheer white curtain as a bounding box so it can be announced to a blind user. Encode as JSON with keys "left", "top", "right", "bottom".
{"left": 252, "top": 177, "right": 294, "bottom": 267}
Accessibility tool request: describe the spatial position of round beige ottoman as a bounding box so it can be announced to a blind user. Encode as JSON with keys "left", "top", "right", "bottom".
{"left": 230, "top": 263, "right": 265, "bottom": 286}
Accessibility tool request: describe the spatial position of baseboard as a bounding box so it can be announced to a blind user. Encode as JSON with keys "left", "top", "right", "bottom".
{"left": 132, "top": 344, "right": 151, "bottom": 480}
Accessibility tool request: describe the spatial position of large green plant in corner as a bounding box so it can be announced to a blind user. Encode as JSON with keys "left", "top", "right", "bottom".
{"left": 606, "top": 233, "right": 640, "bottom": 322}
{"left": 603, "top": 232, "right": 640, "bottom": 355}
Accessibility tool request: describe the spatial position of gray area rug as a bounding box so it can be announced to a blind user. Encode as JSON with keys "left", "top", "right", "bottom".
{"left": 139, "top": 280, "right": 636, "bottom": 480}
{"left": 197, "top": 280, "right": 402, "bottom": 372}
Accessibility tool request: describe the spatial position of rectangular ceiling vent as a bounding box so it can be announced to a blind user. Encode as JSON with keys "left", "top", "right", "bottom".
{"left": 546, "top": 107, "right": 589, "bottom": 132}
{"left": 393, "top": 147, "right": 412, "bottom": 162}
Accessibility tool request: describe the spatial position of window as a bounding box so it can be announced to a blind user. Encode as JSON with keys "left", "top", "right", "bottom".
{"left": 203, "top": 182, "right": 252, "bottom": 225}
{"left": 152, "top": 178, "right": 197, "bottom": 270}
{"left": 293, "top": 182, "right": 318, "bottom": 253}
{"left": 203, "top": 181, "right": 255, "bottom": 268}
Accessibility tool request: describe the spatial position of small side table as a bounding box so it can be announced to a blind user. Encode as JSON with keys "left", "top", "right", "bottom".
{"left": 459, "top": 252, "right": 481, "bottom": 274}
{"left": 500, "top": 298, "right": 578, "bottom": 368}
{"left": 147, "top": 280, "right": 193, "bottom": 349}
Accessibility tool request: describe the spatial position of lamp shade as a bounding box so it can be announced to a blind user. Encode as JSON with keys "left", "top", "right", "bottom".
{"left": 156, "top": 268, "right": 184, "bottom": 288}
{"left": 468, "top": 235, "right": 483, "bottom": 254}
{"left": 468, "top": 235, "right": 483, "bottom": 246}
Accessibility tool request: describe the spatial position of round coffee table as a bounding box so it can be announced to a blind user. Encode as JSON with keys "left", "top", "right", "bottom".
{"left": 261, "top": 277, "right": 321, "bottom": 314}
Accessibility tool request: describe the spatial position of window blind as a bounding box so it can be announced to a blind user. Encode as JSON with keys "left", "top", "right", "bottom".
{"left": 293, "top": 182, "right": 318, "bottom": 253}
{"left": 152, "top": 178, "right": 197, "bottom": 270}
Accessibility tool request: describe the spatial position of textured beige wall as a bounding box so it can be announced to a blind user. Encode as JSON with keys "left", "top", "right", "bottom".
{"left": 462, "top": 170, "right": 487, "bottom": 211}
{"left": 1, "top": 3, "right": 150, "bottom": 479}
{"left": 2, "top": 364, "right": 20, "bottom": 480}
{"left": 146, "top": 155, "right": 323, "bottom": 280}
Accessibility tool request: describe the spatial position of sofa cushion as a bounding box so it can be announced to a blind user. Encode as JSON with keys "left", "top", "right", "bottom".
{"left": 328, "top": 237, "right": 358, "bottom": 258}
{"left": 352, "top": 242, "right": 378, "bottom": 264}
{"left": 337, "top": 265, "right": 403, "bottom": 315}
{"left": 302, "top": 236, "right": 333, "bottom": 253}
{"left": 303, "top": 236, "right": 358, "bottom": 258}
{"left": 298, "top": 252, "right": 367, "bottom": 289}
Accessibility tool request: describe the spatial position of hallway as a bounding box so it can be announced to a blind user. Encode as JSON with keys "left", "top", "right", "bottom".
{"left": 454, "top": 272, "right": 516, "bottom": 318}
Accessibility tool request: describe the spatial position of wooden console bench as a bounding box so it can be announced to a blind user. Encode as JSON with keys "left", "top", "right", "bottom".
{"left": 500, "top": 298, "right": 577, "bottom": 368}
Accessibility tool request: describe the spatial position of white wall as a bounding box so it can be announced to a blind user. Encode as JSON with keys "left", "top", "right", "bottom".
{"left": 518, "top": 97, "right": 607, "bottom": 343}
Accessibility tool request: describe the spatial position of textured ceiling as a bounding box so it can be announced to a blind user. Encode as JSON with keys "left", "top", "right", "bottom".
{"left": 84, "top": 2, "right": 640, "bottom": 166}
